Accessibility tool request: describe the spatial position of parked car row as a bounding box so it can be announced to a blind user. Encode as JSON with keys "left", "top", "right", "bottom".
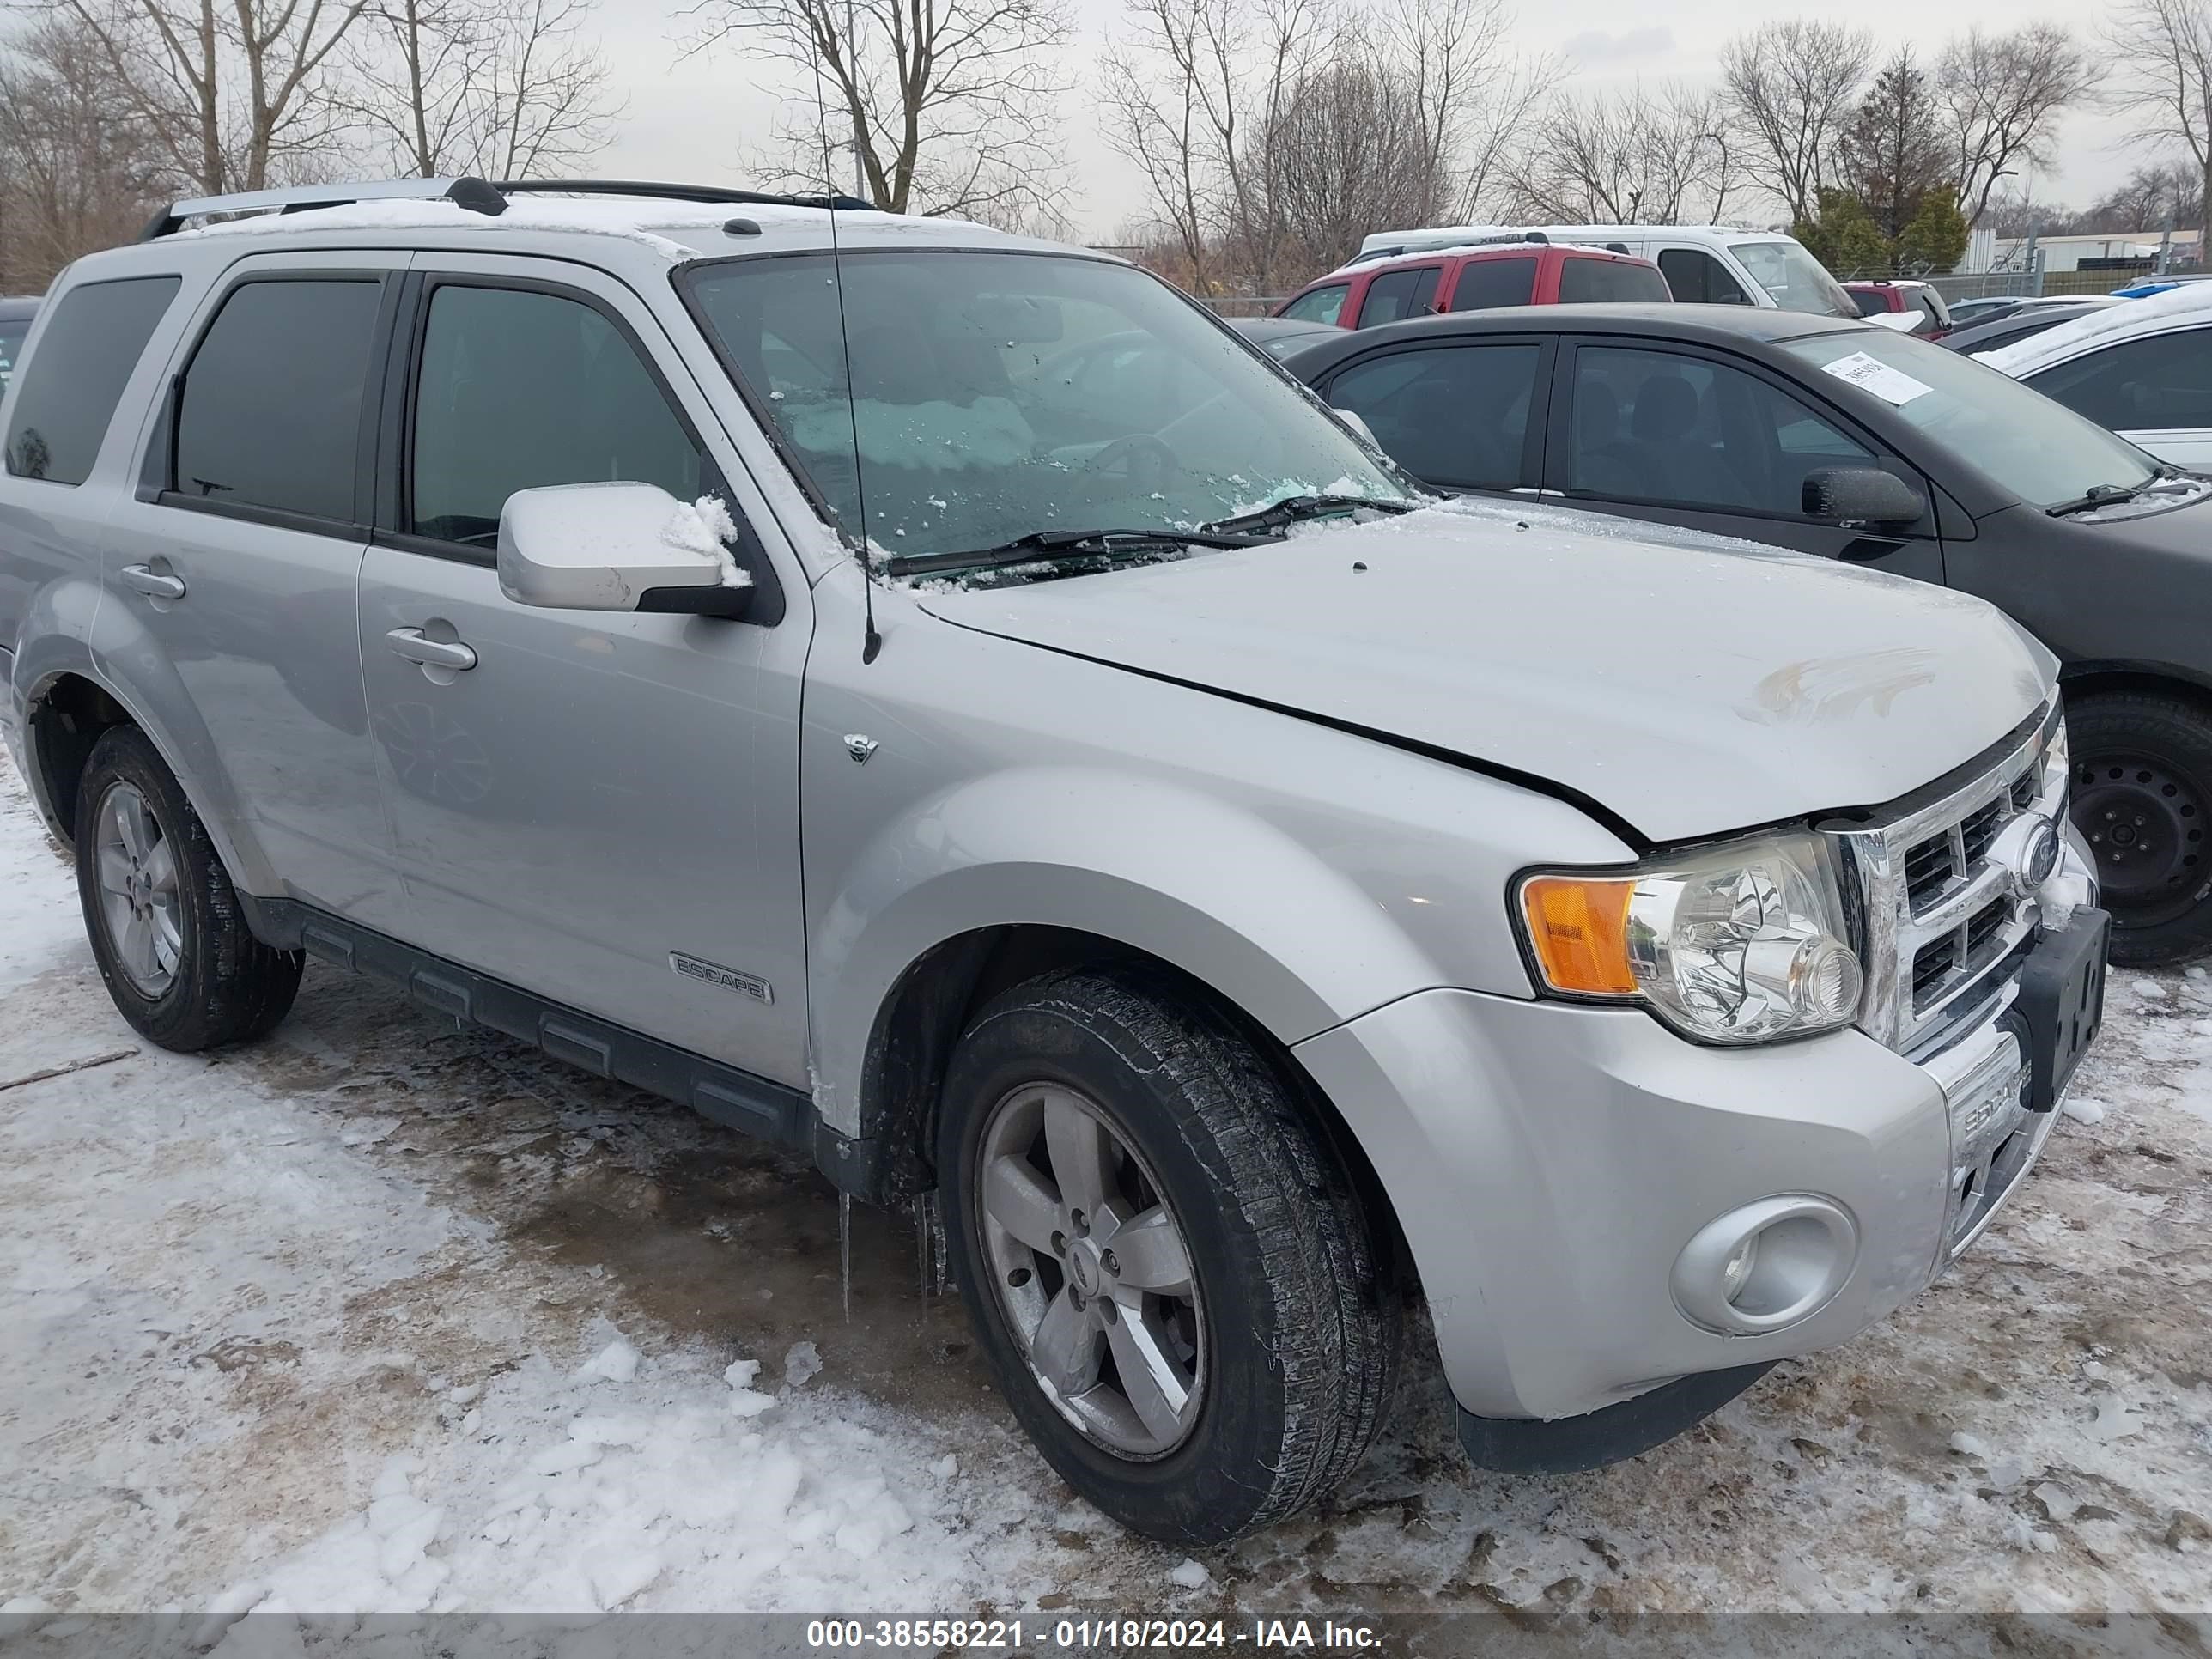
{"left": 1244, "top": 296, "right": 2212, "bottom": 963}
{"left": 0, "top": 184, "right": 2115, "bottom": 1549}
{"left": 1274, "top": 222, "right": 1859, "bottom": 330}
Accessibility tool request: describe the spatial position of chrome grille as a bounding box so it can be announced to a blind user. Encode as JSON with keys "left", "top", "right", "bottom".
{"left": 1825, "top": 704, "right": 2068, "bottom": 1058}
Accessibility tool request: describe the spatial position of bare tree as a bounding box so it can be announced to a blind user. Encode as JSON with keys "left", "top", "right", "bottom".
{"left": 0, "top": 17, "right": 176, "bottom": 287}
{"left": 1102, "top": 0, "right": 1529, "bottom": 294}
{"left": 1936, "top": 24, "right": 2100, "bottom": 226}
{"left": 331, "top": 0, "right": 617, "bottom": 179}
{"left": 683, "top": 0, "right": 1073, "bottom": 221}
{"left": 1256, "top": 53, "right": 1450, "bottom": 275}
{"left": 1720, "top": 20, "right": 1871, "bottom": 225}
{"left": 1505, "top": 82, "right": 1737, "bottom": 224}
{"left": 42, "top": 0, "right": 373, "bottom": 191}
{"left": 2105, "top": 0, "right": 2212, "bottom": 240}
{"left": 2087, "top": 159, "right": 2204, "bottom": 230}
{"left": 1102, "top": 0, "right": 1229, "bottom": 292}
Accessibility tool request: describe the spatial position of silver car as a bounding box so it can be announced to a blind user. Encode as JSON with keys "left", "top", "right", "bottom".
{"left": 0, "top": 179, "right": 2109, "bottom": 1546}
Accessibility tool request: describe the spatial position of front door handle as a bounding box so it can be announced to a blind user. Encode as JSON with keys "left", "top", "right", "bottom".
{"left": 385, "top": 627, "right": 478, "bottom": 672}
{"left": 119, "top": 563, "right": 187, "bottom": 601}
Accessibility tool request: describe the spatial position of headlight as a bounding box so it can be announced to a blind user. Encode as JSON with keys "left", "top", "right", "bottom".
{"left": 1517, "top": 832, "right": 1863, "bottom": 1045}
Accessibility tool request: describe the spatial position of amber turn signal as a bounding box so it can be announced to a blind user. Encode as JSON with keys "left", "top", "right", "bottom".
{"left": 1520, "top": 875, "right": 1638, "bottom": 995}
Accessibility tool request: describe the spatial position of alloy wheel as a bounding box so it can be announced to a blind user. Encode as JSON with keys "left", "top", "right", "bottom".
{"left": 973, "top": 1081, "right": 1205, "bottom": 1458}
{"left": 94, "top": 781, "right": 183, "bottom": 996}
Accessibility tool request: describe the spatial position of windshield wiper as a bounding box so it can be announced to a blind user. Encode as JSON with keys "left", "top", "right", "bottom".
{"left": 2046, "top": 481, "right": 2154, "bottom": 517}
{"left": 1198, "top": 494, "right": 1418, "bottom": 537}
{"left": 881, "top": 526, "right": 1263, "bottom": 579}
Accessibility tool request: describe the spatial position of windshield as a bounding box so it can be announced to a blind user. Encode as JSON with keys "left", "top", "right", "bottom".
{"left": 0, "top": 322, "right": 27, "bottom": 393}
{"left": 1730, "top": 240, "right": 1857, "bottom": 319}
{"left": 1780, "top": 329, "right": 2159, "bottom": 508}
{"left": 682, "top": 252, "right": 1413, "bottom": 561}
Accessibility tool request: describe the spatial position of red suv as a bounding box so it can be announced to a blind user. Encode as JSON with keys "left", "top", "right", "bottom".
{"left": 1842, "top": 279, "right": 1952, "bottom": 338}
{"left": 1273, "top": 236, "right": 1672, "bottom": 328}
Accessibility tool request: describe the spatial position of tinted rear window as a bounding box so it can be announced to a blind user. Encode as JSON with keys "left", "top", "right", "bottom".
{"left": 1448, "top": 257, "right": 1537, "bottom": 311}
{"left": 173, "top": 278, "right": 382, "bottom": 521}
{"left": 4, "top": 277, "right": 179, "bottom": 485}
{"left": 1556, "top": 258, "right": 1672, "bottom": 304}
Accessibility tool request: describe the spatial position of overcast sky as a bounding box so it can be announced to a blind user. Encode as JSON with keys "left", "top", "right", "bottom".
{"left": 588, "top": 0, "right": 2144, "bottom": 244}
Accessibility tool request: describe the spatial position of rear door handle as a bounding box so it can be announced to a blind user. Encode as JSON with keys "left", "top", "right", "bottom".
{"left": 119, "top": 563, "right": 186, "bottom": 601}
{"left": 385, "top": 627, "right": 478, "bottom": 672}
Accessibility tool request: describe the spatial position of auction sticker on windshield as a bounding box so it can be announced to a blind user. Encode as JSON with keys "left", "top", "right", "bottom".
{"left": 1820, "top": 350, "right": 1934, "bottom": 406}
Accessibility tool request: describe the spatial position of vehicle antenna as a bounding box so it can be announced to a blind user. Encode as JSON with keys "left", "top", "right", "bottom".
{"left": 811, "top": 40, "right": 881, "bottom": 663}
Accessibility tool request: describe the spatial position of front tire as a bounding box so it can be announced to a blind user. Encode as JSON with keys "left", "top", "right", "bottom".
{"left": 938, "top": 967, "right": 1400, "bottom": 1546}
{"left": 74, "top": 726, "right": 303, "bottom": 1050}
{"left": 2067, "top": 690, "right": 2212, "bottom": 966}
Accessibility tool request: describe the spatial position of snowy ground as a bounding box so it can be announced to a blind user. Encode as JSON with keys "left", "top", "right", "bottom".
{"left": 3, "top": 737, "right": 2209, "bottom": 1632}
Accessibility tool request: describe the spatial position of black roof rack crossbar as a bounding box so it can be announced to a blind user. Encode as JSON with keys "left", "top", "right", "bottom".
{"left": 495, "top": 179, "right": 879, "bottom": 212}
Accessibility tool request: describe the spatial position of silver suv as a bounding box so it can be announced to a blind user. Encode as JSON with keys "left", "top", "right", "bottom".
{"left": 0, "top": 179, "right": 2110, "bottom": 1546}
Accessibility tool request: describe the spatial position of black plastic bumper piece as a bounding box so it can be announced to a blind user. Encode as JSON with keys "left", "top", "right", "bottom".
{"left": 1457, "top": 1361, "right": 1778, "bottom": 1474}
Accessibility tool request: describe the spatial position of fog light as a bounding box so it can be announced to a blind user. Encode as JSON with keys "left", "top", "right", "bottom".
{"left": 1672, "top": 1196, "right": 1858, "bottom": 1335}
{"left": 1723, "top": 1235, "right": 1758, "bottom": 1303}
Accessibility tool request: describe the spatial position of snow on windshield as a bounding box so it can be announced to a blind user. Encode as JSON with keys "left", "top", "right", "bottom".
{"left": 684, "top": 251, "right": 1412, "bottom": 564}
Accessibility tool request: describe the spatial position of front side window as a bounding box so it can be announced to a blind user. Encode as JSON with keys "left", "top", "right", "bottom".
{"left": 1568, "top": 345, "right": 1876, "bottom": 517}
{"left": 1356, "top": 265, "right": 1443, "bottom": 326}
{"left": 1447, "top": 256, "right": 1537, "bottom": 311}
{"left": 2027, "top": 329, "right": 2212, "bottom": 433}
{"left": 1781, "top": 330, "right": 2158, "bottom": 508}
{"left": 1729, "top": 239, "right": 1857, "bottom": 319}
{"left": 683, "top": 252, "right": 1410, "bottom": 560}
{"left": 410, "top": 283, "right": 705, "bottom": 546}
{"left": 1557, "top": 258, "right": 1673, "bottom": 304}
{"left": 1657, "top": 248, "right": 1749, "bottom": 307}
{"left": 173, "top": 278, "right": 380, "bottom": 520}
{"left": 1325, "top": 343, "right": 1540, "bottom": 489}
{"left": 1279, "top": 284, "right": 1350, "bottom": 325}
{"left": 4, "top": 276, "right": 179, "bottom": 485}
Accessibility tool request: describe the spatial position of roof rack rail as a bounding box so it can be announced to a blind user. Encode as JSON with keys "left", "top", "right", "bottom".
{"left": 138, "top": 175, "right": 878, "bottom": 240}
{"left": 496, "top": 179, "right": 878, "bottom": 212}
{"left": 138, "top": 178, "right": 479, "bottom": 240}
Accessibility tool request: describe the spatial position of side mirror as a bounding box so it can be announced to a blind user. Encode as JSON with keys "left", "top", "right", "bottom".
{"left": 1333, "top": 407, "right": 1380, "bottom": 447}
{"left": 1802, "top": 466, "right": 1927, "bottom": 526}
{"left": 498, "top": 482, "right": 750, "bottom": 619}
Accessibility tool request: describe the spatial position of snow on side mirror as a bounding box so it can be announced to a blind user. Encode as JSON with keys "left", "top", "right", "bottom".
{"left": 498, "top": 482, "right": 752, "bottom": 619}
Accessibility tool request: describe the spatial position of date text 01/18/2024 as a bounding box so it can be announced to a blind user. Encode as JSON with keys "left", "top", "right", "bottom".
{"left": 804, "top": 1618, "right": 1384, "bottom": 1650}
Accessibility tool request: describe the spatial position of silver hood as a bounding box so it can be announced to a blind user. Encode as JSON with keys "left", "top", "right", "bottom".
{"left": 914, "top": 501, "right": 2055, "bottom": 845}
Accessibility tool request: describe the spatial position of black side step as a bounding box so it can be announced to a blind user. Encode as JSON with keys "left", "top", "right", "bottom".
{"left": 252, "top": 897, "right": 812, "bottom": 1150}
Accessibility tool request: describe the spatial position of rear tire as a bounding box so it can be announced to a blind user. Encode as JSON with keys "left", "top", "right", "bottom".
{"left": 73, "top": 726, "right": 303, "bottom": 1050}
{"left": 2066, "top": 690, "right": 2212, "bottom": 966}
{"left": 938, "top": 966, "right": 1400, "bottom": 1546}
